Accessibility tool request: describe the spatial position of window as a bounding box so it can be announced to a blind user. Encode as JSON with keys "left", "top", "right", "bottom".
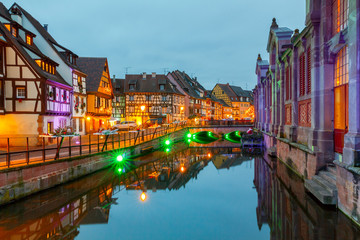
{"left": 79, "top": 119, "right": 83, "bottom": 132}
{"left": 11, "top": 27, "right": 17, "bottom": 37}
{"left": 129, "top": 84, "right": 135, "bottom": 90}
{"left": 47, "top": 122, "right": 53, "bottom": 134}
{"left": 162, "top": 96, "right": 166, "bottom": 102}
{"left": 307, "top": 47, "right": 312, "bottom": 94}
{"left": 129, "top": 106, "right": 134, "bottom": 113}
{"left": 160, "top": 84, "right": 165, "bottom": 90}
{"left": 16, "top": 86, "right": 26, "bottom": 98}
{"left": 332, "top": 0, "right": 349, "bottom": 35}
{"left": 286, "top": 65, "right": 292, "bottom": 100}
{"left": 129, "top": 96, "right": 134, "bottom": 101}
{"left": 334, "top": 46, "right": 348, "bottom": 87}
{"left": 26, "top": 34, "right": 32, "bottom": 45}
{"left": 299, "top": 52, "right": 306, "bottom": 96}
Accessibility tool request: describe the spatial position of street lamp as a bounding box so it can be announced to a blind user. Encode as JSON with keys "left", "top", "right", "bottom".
{"left": 140, "top": 105, "right": 146, "bottom": 127}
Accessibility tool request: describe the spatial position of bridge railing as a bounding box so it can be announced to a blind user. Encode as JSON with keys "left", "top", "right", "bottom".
{"left": 189, "top": 120, "right": 254, "bottom": 127}
{"left": 0, "top": 123, "right": 187, "bottom": 169}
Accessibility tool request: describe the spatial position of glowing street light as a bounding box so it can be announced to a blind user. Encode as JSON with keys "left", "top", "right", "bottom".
{"left": 86, "top": 117, "right": 91, "bottom": 121}
{"left": 140, "top": 192, "right": 147, "bottom": 201}
{"left": 165, "top": 139, "right": 171, "bottom": 145}
{"left": 140, "top": 105, "right": 146, "bottom": 111}
{"left": 116, "top": 155, "right": 124, "bottom": 162}
{"left": 187, "top": 133, "right": 192, "bottom": 138}
{"left": 166, "top": 148, "right": 170, "bottom": 153}
{"left": 180, "top": 166, "right": 185, "bottom": 173}
{"left": 207, "top": 153, "right": 211, "bottom": 158}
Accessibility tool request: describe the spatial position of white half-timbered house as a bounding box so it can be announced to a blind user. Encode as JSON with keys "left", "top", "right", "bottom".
{"left": 0, "top": 4, "right": 71, "bottom": 141}
{"left": 12, "top": 3, "right": 87, "bottom": 135}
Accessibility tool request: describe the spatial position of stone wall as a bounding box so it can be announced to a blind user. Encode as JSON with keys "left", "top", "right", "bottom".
{"left": 0, "top": 128, "right": 187, "bottom": 206}
{"left": 336, "top": 163, "right": 360, "bottom": 225}
{"left": 264, "top": 133, "right": 317, "bottom": 179}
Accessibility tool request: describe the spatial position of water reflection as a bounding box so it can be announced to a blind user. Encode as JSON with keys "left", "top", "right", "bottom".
{"left": 254, "top": 156, "right": 360, "bottom": 240}
{"left": 2, "top": 144, "right": 359, "bottom": 240}
{"left": 0, "top": 144, "right": 257, "bottom": 240}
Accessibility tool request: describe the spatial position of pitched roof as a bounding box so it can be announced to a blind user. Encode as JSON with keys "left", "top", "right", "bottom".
{"left": 77, "top": 57, "right": 108, "bottom": 92}
{"left": 124, "top": 73, "right": 183, "bottom": 95}
{"left": 14, "top": 3, "right": 83, "bottom": 72}
{"left": 168, "top": 70, "right": 205, "bottom": 99}
{"left": 112, "top": 78, "right": 125, "bottom": 95}
{"left": 0, "top": 21, "right": 69, "bottom": 87}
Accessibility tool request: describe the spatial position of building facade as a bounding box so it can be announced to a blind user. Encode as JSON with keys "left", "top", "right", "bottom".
{"left": 0, "top": 4, "right": 72, "bottom": 143}
{"left": 253, "top": 0, "right": 360, "bottom": 224}
{"left": 212, "top": 83, "right": 253, "bottom": 120}
{"left": 77, "top": 58, "right": 113, "bottom": 133}
{"left": 124, "top": 73, "right": 185, "bottom": 125}
{"left": 112, "top": 77, "right": 125, "bottom": 122}
{"left": 13, "top": 3, "right": 88, "bottom": 135}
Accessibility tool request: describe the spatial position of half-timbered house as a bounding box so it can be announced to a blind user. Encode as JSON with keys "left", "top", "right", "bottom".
{"left": 212, "top": 83, "right": 253, "bottom": 120}
{"left": 112, "top": 77, "right": 126, "bottom": 122}
{"left": 77, "top": 57, "right": 113, "bottom": 133}
{"left": 124, "top": 73, "right": 184, "bottom": 125}
{"left": 0, "top": 4, "right": 71, "bottom": 141}
{"left": 167, "top": 70, "right": 206, "bottom": 119}
{"left": 13, "top": 3, "right": 88, "bottom": 135}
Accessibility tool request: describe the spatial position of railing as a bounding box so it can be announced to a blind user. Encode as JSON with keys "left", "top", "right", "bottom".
{"left": 0, "top": 123, "right": 187, "bottom": 169}
{"left": 191, "top": 120, "right": 254, "bottom": 127}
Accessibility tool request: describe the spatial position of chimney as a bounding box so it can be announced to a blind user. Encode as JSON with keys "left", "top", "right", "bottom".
{"left": 142, "top": 72, "right": 146, "bottom": 80}
{"left": 43, "top": 24, "right": 48, "bottom": 32}
{"left": 152, "top": 72, "right": 156, "bottom": 78}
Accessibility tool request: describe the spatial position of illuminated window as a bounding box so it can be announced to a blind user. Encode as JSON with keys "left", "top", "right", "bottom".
{"left": 26, "top": 34, "right": 32, "bottom": 45}
{"left": 35, "top": 60, "right": 42, "bottom": 67}
{"left": 4, "top": 24, "right": 10, "bottom": 32}
{"left": 334, "top": 46, "right": 348, "bottom": 87}
{"left": 16, "top": 86, "right": 26, "bottom": 98}
{"left": 332, "top": 0, "right": 349, "bottom": 34}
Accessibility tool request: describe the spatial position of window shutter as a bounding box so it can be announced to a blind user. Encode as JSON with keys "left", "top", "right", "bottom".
{"left": 299, "top": 53, "right": 305, "bottom": 96}
{"left": 286, "top": 66, "right": 289, "bottom": 100}
{"left": 307, "top": 47, "right": 311, "bottom": 94}
{"left": 290, "top": 65, "right": 292, "bottom": 100}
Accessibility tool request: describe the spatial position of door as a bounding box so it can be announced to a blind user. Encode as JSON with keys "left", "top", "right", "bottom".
{"left": 334, "top": 84, "right": 348, "bottom": 153}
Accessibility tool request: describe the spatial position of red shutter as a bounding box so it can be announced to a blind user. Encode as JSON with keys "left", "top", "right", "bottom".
{"left": 289, "top": 65, "right": 292, "bottom": 100}
{"left": 307, "top": 47, "right": 311, "bottom": 94}
{"left": 286, "top": 66, "right": 289, "bottom": 100}
{"left": 299, "top": 53, "right": 305, "bottom": 96}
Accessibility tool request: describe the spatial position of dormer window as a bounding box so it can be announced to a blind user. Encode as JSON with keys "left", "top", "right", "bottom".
{"left": 159, "top": 84, "right": 165, "bottom": 90}
{"left": 26, "top": 34, "right": 33, "bottom": 45}
{"left": 11, "top": 27, "right": 17, "bottom": 37}
{"left": 129, "top": 84, "right": 135, "bottom": 90}
{"left": 35, "top": 59, "right": 56, "bottom": 75}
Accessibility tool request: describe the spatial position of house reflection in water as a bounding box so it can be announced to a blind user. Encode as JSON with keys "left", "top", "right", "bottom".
{"left": 0, "top": 146, "right": 253, "bottom": 239}
{"left": 0, "top": 170, "right": 116, "bottom": 240}
{"left": 254, "top": 157, "right": 360, "bottom": 240}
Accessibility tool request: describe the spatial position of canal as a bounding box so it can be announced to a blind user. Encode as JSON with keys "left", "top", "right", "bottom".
{"left": 0, "top": 141, "right": 360, "bottom": 239}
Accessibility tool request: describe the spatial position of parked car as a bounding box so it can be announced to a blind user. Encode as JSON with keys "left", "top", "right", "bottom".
{"left": 114, "top": 121, "right": 137, "bottom": 130}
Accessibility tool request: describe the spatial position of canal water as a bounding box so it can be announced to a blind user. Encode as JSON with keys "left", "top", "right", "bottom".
{"left": 0, "top": 142, "right": 360, "bottom": 239}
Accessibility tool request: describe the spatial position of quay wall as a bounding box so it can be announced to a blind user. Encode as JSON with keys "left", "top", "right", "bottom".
{"left": 0, "top": 128, "right": 187, "bottom": 206}
{"left": 263, "top": 132, "right": 317, "bottom": 179}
